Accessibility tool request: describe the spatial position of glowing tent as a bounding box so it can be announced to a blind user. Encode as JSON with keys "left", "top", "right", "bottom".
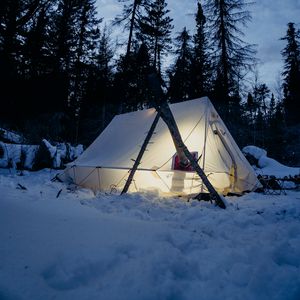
{"left": 65, "top": 97, "right": 260, "bottom": 196}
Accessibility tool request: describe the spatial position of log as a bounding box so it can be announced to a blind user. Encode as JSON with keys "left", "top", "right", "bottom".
{"left": 147, "top": 72, "right": 226, "bottom": 209}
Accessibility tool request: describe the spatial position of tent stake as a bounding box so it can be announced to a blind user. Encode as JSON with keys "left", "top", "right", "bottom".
{"left": 121, "top": 111, "right": 161, "bottom": 195}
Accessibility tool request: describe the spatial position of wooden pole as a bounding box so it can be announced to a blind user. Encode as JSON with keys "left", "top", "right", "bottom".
{"left": 121, "top": 111, "right": 161, "bottom": 194}
{"left": 159, "top": 102, "right": 226, "bottom": 209}
{"left": 147, "top": 72, "right": 226, "bottom": 209}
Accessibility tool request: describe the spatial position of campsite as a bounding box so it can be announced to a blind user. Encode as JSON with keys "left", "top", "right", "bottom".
{"left": 0, "top": 0, "right": 300, "bottom": 299}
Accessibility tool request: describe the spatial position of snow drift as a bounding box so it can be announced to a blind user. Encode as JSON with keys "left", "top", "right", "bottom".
{"left": 243, "top": 146, "right": 299, "bottom": 178}
{"left": 0, "top": 140, "right": 83, "bottom": 170}
{"left": 0, "top": 169, "right": 299, "bottom": 300}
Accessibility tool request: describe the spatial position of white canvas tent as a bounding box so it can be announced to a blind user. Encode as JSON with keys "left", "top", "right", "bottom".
{"left": 65, "top": 97, "right": 260, "bottom": 196}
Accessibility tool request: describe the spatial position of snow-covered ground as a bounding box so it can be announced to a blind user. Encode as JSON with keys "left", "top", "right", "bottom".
{"left": 0, "top": 169, "right": 300, "bottom": 300}
{"left": 243, "top": 146, "right": 300, "bottom": 178}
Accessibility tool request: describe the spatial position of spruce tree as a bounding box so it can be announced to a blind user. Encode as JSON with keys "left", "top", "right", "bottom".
{"left": 168, "top": 27, "right": 193, "bottom": 102}
{"left": 51, "top": 0, "right": 79, "bottom": 73}
{"left": 191, "top": 1, "right": 211, "bottom": 98}
{"left": 204, "top": 0, "right": 256, "bottom": 106}
{"left": 79, "top": 26, "right": 114, "bottom": 144}
{"left": 114, "top": 0, "right": 150, "bottom": 55}
{"left": 68, "top": 0, "right": 101, "bottom": 141}
{"left": 114, "top": 42, "right": 152, "bottom": 113}
{"left": 281, "top": 22, "right": 300, "bottom": 125}
{"left": 139, "top": 0, "right": 173, "bottom": 75}
{"left": 0, "top": 0, "right": 50, "bottom": 123}
{"left": 22, "top": 6, "right": 51, "bottom": 77}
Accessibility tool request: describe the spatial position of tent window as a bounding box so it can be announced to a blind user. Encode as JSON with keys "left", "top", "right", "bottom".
{"left": 172, "top": 152, "right": 198, "bottom": 172}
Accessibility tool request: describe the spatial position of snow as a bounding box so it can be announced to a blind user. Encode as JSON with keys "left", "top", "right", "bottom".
{"left": 0, "top": 141, "right": 83, "bottom": 170}
{"left": 0, "top": 169, "right": 300, "bottom": 300}
{"left": 0, "top": 142, "right": 39, "bottom": 169}
{"left": 42, "top": 140, "right": 84, "bottom": 169}
{"left": 0, "top": 128, "right": 24, "bottom": 144}
{"left": 243, "top": 146, "right": 299, "bottom": 178}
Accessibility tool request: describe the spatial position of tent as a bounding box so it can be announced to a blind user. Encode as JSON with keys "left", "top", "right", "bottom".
{"left": 64, "top": 97, "right": 260, "bottom": 196}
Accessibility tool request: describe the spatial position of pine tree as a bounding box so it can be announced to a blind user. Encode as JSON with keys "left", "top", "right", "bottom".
{"left": 93, "top": 25, "right": 114, "bottom": 128}
{"left": 114, "top": 42, "right": 152, "bottom": 113}
{"left": 114, "top": 0, "right": 150, "bottom": 55}
{"left": 168, "top": 27, "right": 193, "bottom": 102}
{"left": 0, "top": 0, "right": 50, "bottom": 123}
{"left": 0, "top": 0, "right": 46, "bottom": 73}
{"left": 139, "top": 0, "right": 173, "bottom": 75}
{"left": 67, "top": 0, "right": 101, "bottom": 141}
{"left": 268, "top": 93, "right": 276, "bottom": 121}
{"left": 191, "top": 1, "right": 211, "bottom": 98}
{"left": 204, "top": 0, "right": 256, "bottom": 106}
{"left": 51, "top": 0, "right": 79, "bottom": 73}
{"left": 22, "top": 6, "right": 51, "bottom": 77}
{"left": 253, "top": 83, "right": 270, "bottom": 117}
{"left": 281, "top": 22, "right": 300, "bottom": 125}
{"left": 267, "top": 96, "right": 285, "bottom": 160}
{"left": 79, "top": 26, "right": 114, "bottom": 144}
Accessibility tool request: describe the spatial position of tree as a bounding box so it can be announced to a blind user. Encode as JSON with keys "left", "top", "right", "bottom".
{"left": 79, "top": 25, "right": 114, "bottom": 145}
{"left": 114, "top": 0, "right": 150, "bottom": 55}
{"left": 22, "top": 6, "right": 50, "bottom": 76}
{"left": 253, "top": 83, "right": 270, "bottom": 117}
{"left": 114, "top": 42, "right": 152, "bottom": 113}
{"left": 139, "top": 0, "right": 173, "bottom": 75}
{"left": 0, "top": 0, "right": 53, "bottom": 123}
{"left": 95, "top": 25, "right": 114, "bottom": 125}
{"left": 267, "top": 96, "right": 286, "bottom": 160}
{"left": 50, "top": 0, "right": 79, "bottom": 73}
{"left": 67, "top": 0, "right": 101, "bottom": 142}
{"left": 281, "top": 22, "right": 300, "bottom": 125}
{"left": 168, "top": 27, "right": 193, "bottom": 102}
{"left": 0, "top": 0, "right": 48, "bottom": 70}
{"left": 191, "top": 1, "right": 211, "bottom": 98}
{"left": 204, "top": 0, "right": 256, "bottom": 106}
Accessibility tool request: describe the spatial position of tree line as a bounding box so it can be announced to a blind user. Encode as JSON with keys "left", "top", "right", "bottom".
{"left": 0, "top": 0, "right": 299, "bottom": 164}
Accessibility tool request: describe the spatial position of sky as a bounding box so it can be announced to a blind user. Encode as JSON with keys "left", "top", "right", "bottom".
{"left": 95, "top": 0, "right": 300, "bottom": 92}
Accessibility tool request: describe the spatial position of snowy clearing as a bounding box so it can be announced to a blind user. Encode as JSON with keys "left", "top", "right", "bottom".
{"left": 0, "top": 169, "right": 300, "bottom": 300}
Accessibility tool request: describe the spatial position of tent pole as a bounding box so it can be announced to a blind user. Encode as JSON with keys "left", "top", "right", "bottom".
{"left": 121, "top": 111, "right": 161, "bottom": 195}
{"left": 201, "top": 102, "right": 209, "bottom": 193}
{"left": 158, "top": 101, "right": 226, "bottom": 209}
{"left": 147, "top": 72, "right": 226, "bottom": 209}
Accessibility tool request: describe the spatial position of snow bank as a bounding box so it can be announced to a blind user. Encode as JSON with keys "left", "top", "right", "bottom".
{"left": 0, "top": 142, "right": 39, "bottom": 169}
{"left": 41, "top": 140, "right": 84, "bottom": 169}
{"left": 0, "top": 140, "right": 83, "bottom": 170}
{"left": 0, "top": 127, "right": 24, "bottom": 143}
{"left": 243, "top": 145, "right": 299, "bottom": 178}
{"left": 0, "top": 170, "right": 300, "bottom": 300}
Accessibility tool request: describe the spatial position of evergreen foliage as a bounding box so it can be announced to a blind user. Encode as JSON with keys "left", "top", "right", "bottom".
{"left": 0, "top": 1, "right": 298, "bottom": 164}
{"left": 204, "top": 0, "right": 256, "bottom": 106}
{"left": 191, "top": 1, "right": 211, "bottom": 98}
{"left": 281, "top": 22, "right": 300, "bottom": 125}
{"left": 168, "top": 27, "right": 193, "bottom": 102}
{"left": 139, "top": 0, "right": 173, "bottom": 75}
{"left": 114, "top": 0, "right": 150, "bottom": 55}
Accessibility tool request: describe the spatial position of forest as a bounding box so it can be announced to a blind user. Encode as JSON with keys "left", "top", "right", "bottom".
{"left": 0, "top": 0, "right": 299, "bottom": 165}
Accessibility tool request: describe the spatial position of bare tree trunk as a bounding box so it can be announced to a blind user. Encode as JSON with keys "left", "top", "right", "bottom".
{"left": 126, "top": 0, "right": 139, "bottom": 56}
{"left": 159, "top": 102, "right": 226, "bottom": 208}
{"left": 147, "top": 72, "right": 226, "bottom": 209}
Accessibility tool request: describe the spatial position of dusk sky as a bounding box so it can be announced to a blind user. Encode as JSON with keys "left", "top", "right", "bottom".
{"left": 96, "top": 0, "right": 300, "bottom": 91}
